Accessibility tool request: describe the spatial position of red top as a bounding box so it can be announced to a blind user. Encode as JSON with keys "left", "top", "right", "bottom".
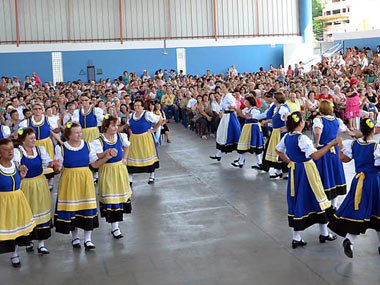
{"left": 317, "top": 94, "right": 333, "bottom": 101}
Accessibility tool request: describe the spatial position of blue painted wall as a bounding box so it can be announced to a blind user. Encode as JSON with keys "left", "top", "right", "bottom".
{"left": 186, "top": 45, "right": 283, "bottom": 75}
{"left": 0, "top": 44, "right": 284, "bottom": 82}
{"left": 62, "top": 48, "right": 177, "bottom": 82}
{"left": 0, "top": 52, "right": 52, "bottom": 83}
{"left": 339, "top": 37, "right": 380, "bottom": 51}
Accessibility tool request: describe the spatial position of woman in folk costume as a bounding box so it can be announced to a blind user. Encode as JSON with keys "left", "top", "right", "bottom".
{"left": 73, "top": 92, "right": 104, "bottom": 142}
{"left": 91, "top": 115, "right": 132, "bottom": 239}
{"left": 19, "top": 103, "right": 59, "bottom": 190}
{"left": 0, "top": 138, "right": 35, "bottom": 267}
{"left": 210, "top": 83, "right": 241, "bottom": 161}
{"left": 329, "top": 118, "right": 380, "bottom": 258}
{"left": 54, "top": 122, "right": 113, "bottom": 250}
{"left": 262, "top": 92, "right": 290, "bottom": 179}
{"left": 127, "top": 99, "right": 162, "bottom": 184}
{"left": 13, "top": 128, "right": 60, "bottom": 255}
{"left": 276, "top": 112, "right": 338, "bottom": 249}
{"left": 313, "top": 100, "right": 355, "bottom": 208}
{"left": 231, "top": 96, "right": 264, "bottom": 168}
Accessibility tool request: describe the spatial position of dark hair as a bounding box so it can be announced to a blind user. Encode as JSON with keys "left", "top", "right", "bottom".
{"left": 0, "top": 138, "right": 13, "bottom": 146}
{"left": 101, "top": 115, "right": 118, "bottom": 133}
{"left": 18, "top": 127, "right": 35, "bottom": 144}
{"left": 62, "top": 122, "right": 81, "bottom": 141}
{"left": 360, "top": 118, "right": 375, "bottom": 142}
{"left": 274, "top": 91, "right": 285, "bottom": 104}
{"left": 245, "top": 96, "right": 256, "bottom": 107}
{"left": 286, "top": 111, "right": 303, "bottom": 133}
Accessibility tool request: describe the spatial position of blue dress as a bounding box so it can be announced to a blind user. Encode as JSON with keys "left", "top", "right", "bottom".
{"left": 328, "top": 140, "right": 380, "bottom": 237}
{"left": 98, "top": 134, "right": 132, "bottom": 222}
{"left": 216, "top": 111, "right": 241, "bottom": 153}
{"left": 127, "top": 111, "right": 159, "bottom": 173}
{"left": 237, "top": 117, "right": 265, "bottom": 154}
{"left": 263, "top": 104, "right": 289, "bottom": 170}
{"left": 54, "top": 142, "right": 99, "bottom": 234}
{"left": 314, "top": 117, "right": 346, "bottom": 200}
{"left": 284, "top": 133, "right": 330, "bottom": 231}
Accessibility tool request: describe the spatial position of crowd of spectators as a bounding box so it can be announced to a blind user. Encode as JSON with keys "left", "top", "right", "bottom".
{"left": 1, "top": 45, "right": 380, "bottom": 141}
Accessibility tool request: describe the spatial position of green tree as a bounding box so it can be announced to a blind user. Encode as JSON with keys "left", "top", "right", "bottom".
{"left": 312, "top": 0, "right": 324, "bottom": 40}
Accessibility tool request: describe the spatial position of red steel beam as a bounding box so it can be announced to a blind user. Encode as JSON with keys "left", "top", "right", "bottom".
{"left": 119, "top": 0, "right": 123, "bottom": 44}
{"left": 14, "top": 0, "right": 20, "bottom": 47}
{"left": 213, "top": 0, "right": 217, "bottom": 41}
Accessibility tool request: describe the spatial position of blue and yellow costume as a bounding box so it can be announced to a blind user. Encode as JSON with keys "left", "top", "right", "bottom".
{"left": 79, "top": 107, "right": 100, "bottom": 142}
{"left": 24, "top": 116, "right": 55, "bottom": 175}
{"left": 54, "top": 141, "right": 99, "bottom": 234}
{"left": 264, "top": 104, "right": 289, "bottom": 170}
{"left": 0, "top": 163, "right": 35, "bottom": 253}
{"left": 328, "top": 140, "right": 380, "bottom": 237}
{"left": 97, "top": 134, "right": 132, "bottom": 222}
{"left": 127, "top": 111, "right": 159, "bottom": 173}
{"left": 279, "top": 133, "right": 331, "bottom": 230}
{"left": 17, "top": 147, "right": 52, "bottom": 240}
{"left": 314, "top": 116, "right": 346, "bottom": 200}
{"left": 237, "top": 111, "right": 264, "bottom": 154}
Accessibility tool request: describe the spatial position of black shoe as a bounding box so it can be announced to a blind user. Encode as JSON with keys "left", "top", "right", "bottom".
{"left": 148, "top": 177, "right": 155, "bottom": 184}
{"left": 71, "top": 238, "right": 81, "bottom": 249}
{"left": 282, "top": 175, "right": 289, "bottom": 180}
{"left": 37, "top": 246, "right": 50, "bottom": 255}
{"left": 378, "top": 246, "right": 380, "bottom": 255}
{"left": 319, "top": 234, "right": 337, "bottom": 243}
{"left": 292, "top": 240, "right": 307, "bottom": 249}
{"left": 233, "top": 159, "right": 239, "bottom": 163}
{"left": 111, "top": 229, "right": 124, "bottom": 239}
{"left": 270, "top": 173, "right": 283, "bottom": 179}
{"left": 84, "top": 241, "right": 96, "bottom": 250}
{"left": 231, "top": 162, "right": 243, "bottom": 168}
{"left": 10, "top": 256, "right": 21, "bottom": 268}
{"left": 209, "top": 155, "right": 221, "bottom": 161}
{"left": 343, "top": 238, "right": 353, "bottom": 258}
{"left": 251, "top": 165, "right": 260, "bottom": 170}
{"left": 25, "top": 241, "right": 34, "bottom": 252}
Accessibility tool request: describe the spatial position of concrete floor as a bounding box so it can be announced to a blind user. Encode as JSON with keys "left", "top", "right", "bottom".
{"left": 2, "top": 124, "right": 380, "bottom": 285}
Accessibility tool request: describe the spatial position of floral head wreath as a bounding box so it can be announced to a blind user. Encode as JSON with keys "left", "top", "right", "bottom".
{"left": 366, "top": 118, "right": 375, "bottom": 129}
{"left": 291, "top": 114, "right": 300, "bottom": 123}
{"left": 65, "top": 122, "right": 72, "bottom": 129}
{"left": 17, "top": 128, "right": 24, "bottom": 136}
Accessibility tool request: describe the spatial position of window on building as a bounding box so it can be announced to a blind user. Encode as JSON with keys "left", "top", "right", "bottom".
{"left": 326, "top": 11, "right": 331, "bottom": 15}
{"left": 325, "top": 22, "right": 333, "bottom": 26}
{"left": 52, "top": 52, "right": 63, "bottom": 83}
{"left": 342, "top": 8, "right": 346, "bottom": 12}
{"left": 332, "top": 9, "right": 340, "bottom": 14}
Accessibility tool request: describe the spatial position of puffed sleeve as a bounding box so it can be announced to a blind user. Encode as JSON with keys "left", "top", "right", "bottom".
{"left": 342, "top": 139, "right": 354, "bottom": 159}
{"left": 377, "top": 115, "right": 380, "bottom": 128}
{"left": 251, "top": 108, "right": 262, "bottom": 120}
{"left": 13, "top": 148, "right": 21, "bottom": 164}
{"left": 72, "top": 110, "right": 80, "bottom": 123}
{"left": 279, "top": 105, "right": 290, "bottom": 121}
{"left": 312, "top": 117, "right": 323, "bottom": 131}
{"left": 47, "top": 116, "right": 59, "bottom": 130}
{"left": 19, "top": 120, "right": 28, "bottom": 129}
{"left": 145, "top": 111, "right": 160, "bottom": 124}
{"left": 374, "top": 144, "right": 380, "bottom": 166}
{"left": 337, "top": 118, "right": 348, "bottom": 132}
{"left": 94, "top": 107, "right": 104, "bottom": 126}
{"left": 227, "top": 94, "right": 236, "bottom": 108}
{"left": 54, "top": 145, "right": 64, "bottom": 164}
{"left": 2, "top": 126, "right": 11, "bottom": 138}
{"left": 90, "top": 139, "right": 103, "bottom": 155}
{"left": 242, "top": 108, "right": 249, "bottom": 116}
{"left": 88, "top": 144, "right": 99, "bottom": 164}
{"left": 299, "top": 135, "right": 317, "bottom": 158}
{"left": 120, "top": 133, "right": 131, "bottom": 147}
{"left": 276, "top": 134, "right": 287, "bottom": 153}
{"left": 39, "top": 146, "right": 53, "bottom": 164}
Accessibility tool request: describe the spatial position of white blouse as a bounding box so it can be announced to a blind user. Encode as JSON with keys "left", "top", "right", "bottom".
{"left": 73, "top": 107, "right": 104, "bottom": 127}
{"left": 0, "top": 125, "right": 11, "bottom": 138}
{"left": 91, "top": 133, "right": 130, "bottom": 155}
{"left": 342, "top": 139, "right": 380, "bottom": 166}
{"left": 242, "top": 107, "right": 262, "bottom": 120}
{"left": 274, "top": 105, "right": 290, "bottom": 121}
{"left": 312, "top": 116, "right": 347, "bottom": 132}
{"left": 128, "top": 111, "right": 160, "bottom": 125}
{"left": 19, "top": 115, "right": 56, "bottom": 130}
{"left": 13, "top": 146, "right": 52, "bottom": 165}
{"left": 221, "top": 93, "right": 236, "bottom": 111}
{"left": 54, "top": 140, "right": 98, "bottom": 165}
{"left": 276, "top": 132, "right": 317, "bottom": 158}
{"left": 0, "top": 161, "right": 16, "bottom": 174}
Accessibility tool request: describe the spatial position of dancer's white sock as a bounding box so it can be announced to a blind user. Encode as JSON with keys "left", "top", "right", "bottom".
{"left": 256, "top": 154, "right": 263, "bottom": 165}
{"left": 71, "top": 228, "right": 79, "bottom": 241}
{"left": 346, "top": 233, "right": 357, "bottom": 244}
{"left": 84, "top": 230, "right": 92, "bottom": 243}
{"left": 129, "top": 174, "right": 133, "bottom": 183}
{"left": 150, "top": 172, "right": 155, "bottom": 179}
{"left": 331, "top": 198, "right": 338, "bottom": 208}
{"left": 292, "top": 230, "right": 302, "bottom": 241}
{"left": 238, "top": 153, "right": 247, "bottom": 164}
{"left": 38, "top": 240, "right": 45, "bottom": 248}
{"left": 319, "top": 224, "right": 329, "bottom": 236}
